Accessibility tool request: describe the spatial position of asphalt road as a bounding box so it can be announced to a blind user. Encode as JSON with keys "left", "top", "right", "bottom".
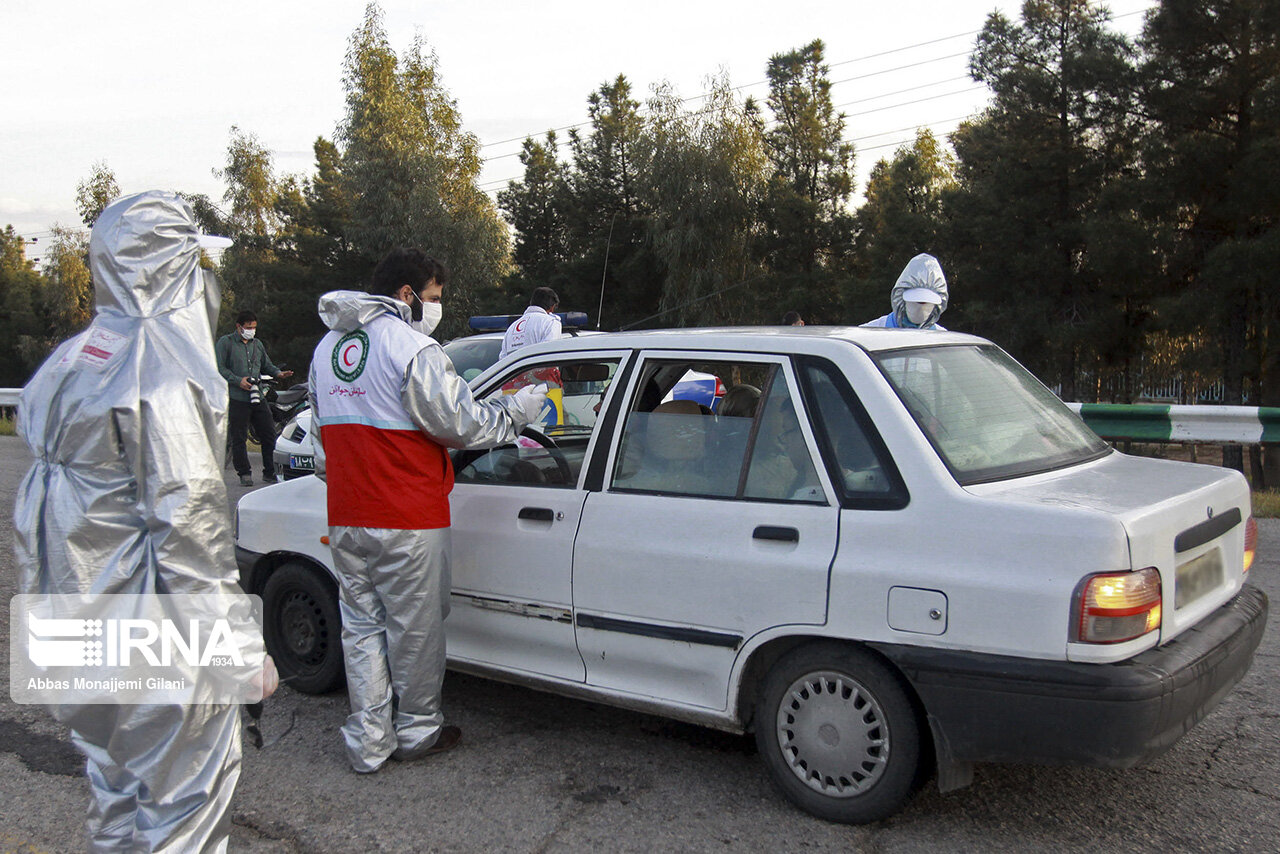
{"left": 0, "top": 434, "right": 1276, "bottom": 853}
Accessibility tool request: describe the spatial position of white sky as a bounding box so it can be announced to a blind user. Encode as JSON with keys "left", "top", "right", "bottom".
{"left": 1, "top": 0, "right": 1157, "bottom": 252}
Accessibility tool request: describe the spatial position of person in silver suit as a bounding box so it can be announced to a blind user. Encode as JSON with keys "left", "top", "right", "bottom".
{"left": 14, "top": 191, "right": 273, "bottom": 852}
{"left": 309, "top": 248, "right": 546, "bottom": 774}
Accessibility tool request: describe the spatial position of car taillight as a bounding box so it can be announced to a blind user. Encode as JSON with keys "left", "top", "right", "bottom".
{"left": 1075, "top": 568, "right": 1162, "bottom": 644}
{"left": 1244, "top": 516, "right": 1257, "bottom": 573}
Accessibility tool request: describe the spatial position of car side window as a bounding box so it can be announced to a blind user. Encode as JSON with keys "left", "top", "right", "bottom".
{"left": 610, "top": 359, "right": 824, "bottom": 504}
{"left": 452, "top": 359, "right": 619, "bottom": 488}
{"left": 741, "top": 379, "right": 824, "bottom": 503}
{"left": 799, "top": 358, "right": 908, "bottom": 508}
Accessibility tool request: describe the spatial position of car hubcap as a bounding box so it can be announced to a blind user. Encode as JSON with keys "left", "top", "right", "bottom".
{"left": 775, "top": 670, "right": 889, "bottom": 797}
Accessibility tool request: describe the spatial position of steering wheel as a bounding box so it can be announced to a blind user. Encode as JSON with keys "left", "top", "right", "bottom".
{"left": 520, "top": 425, "right": 573, "bottom": 484}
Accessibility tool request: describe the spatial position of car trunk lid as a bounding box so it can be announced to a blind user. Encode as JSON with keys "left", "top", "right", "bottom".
{"left": 966, "top": 452, "right": 1252, "bottom": 643}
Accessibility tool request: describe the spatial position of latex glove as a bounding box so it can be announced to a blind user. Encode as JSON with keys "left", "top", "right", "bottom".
{"left": 255, "top": 654, "right": 280, "bottom": 701}
{"left": 511, "top": 383, "right": 549, "bottom": 425}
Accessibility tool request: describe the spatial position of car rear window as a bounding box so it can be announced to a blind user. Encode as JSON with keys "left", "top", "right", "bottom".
{"left": 874, "top": 344, "right": 1110, "bottom": 485}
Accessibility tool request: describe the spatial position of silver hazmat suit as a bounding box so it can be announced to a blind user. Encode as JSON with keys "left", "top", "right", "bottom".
{"left": 861, "top": 252, "right": 950, "bottom": 329}
{"left": 14, "top": 191, "right": 243, "bottom": 853}
{"left": 309, "top": 290, "right": 539, "bottom": 773}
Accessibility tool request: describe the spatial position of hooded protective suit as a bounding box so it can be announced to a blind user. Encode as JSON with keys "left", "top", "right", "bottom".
{"left": 861, "top": 253, "right": 949, "bottom": 330}
{"left": 309, "top": 290, "right": 543, "bottom": 773}
{"left": 13, "top": 192, "right": 244, "bottom": 852}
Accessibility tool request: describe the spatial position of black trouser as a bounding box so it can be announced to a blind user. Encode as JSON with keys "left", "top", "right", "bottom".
{"left": 229, "top": 398, "right": 277, "bottom": 478}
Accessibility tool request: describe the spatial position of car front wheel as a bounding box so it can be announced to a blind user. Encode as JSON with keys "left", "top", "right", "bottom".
{"left": 262, "top": 561, "right": 344, "bottom": 694}
{"left": 755, "top": 643, "right": 922, "bottom": 823}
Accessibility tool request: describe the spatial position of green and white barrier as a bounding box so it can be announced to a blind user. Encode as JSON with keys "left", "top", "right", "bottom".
{"left": 1067, "top": 403, "right": 1280, "bottom": 444}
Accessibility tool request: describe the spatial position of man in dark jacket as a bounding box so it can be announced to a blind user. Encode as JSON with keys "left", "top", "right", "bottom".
{"left": 216, "top": 310, "right": 293, "bottom": 485}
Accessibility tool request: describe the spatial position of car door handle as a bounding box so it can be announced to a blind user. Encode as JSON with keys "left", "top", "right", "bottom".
{"left": 753, "top": 526, "right": 799, "bottom": 543}
{"left": 518, "top": 507, "right": 555, "bottom": 522}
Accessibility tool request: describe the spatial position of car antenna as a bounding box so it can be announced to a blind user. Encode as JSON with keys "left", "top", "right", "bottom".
{"left": 596, "top": 212, "right": 617, "bottom": 330}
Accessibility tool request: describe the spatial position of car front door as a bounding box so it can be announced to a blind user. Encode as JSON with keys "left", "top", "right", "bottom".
{"left": 448, "top": 354, "right": 624, "bottom": 682}
{"left": 572, "top": 352, "right": 839, "bottom": 710}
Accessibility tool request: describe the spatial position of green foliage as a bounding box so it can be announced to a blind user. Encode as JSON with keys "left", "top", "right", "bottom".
{"left": 40, "top": 226, "right": 93, "bottom": 344}
{"left": 561, "top": 76, "right": 660, "bottom": 329}
{"left": 0, "top": 227, "right": 45, "bottom": 385}
{"left": 75, "top": 162, "right": 120, "bottom": 228}
{"left": 5, "top": 0, "right": 1275, "bottom": 462}
{"left": 758, "top": 39, "right": 856, "bottom": 323}
{"left": 851, "top": 130, "right": 956, "bottom": 322}
{"left": 216, "top": 127, "right": 280, "bottom": 238}
{"left": 338, "top": 4, "right": 510, "bottom": 333}
{"left": 947, "top": 0, "right": 1141, "bottom": 399}
{"left": 498, "top": 132, "right": 572, "bottom": 286}
{"left": 637, "top": 75, "right": 769, "bottom": 327}
{"left": 1137, "top": 0, "right": 1280, "bottom": 412}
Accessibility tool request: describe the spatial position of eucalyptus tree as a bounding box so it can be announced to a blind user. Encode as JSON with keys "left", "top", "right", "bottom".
{"left": 40, "top": 225, "right": 92, "bottom": 345}
{"left": 216, "top": 126, "right": 280, "bottom": 239}
{"left": 760, "top": 39, "right": 856, "bottom": 322}
{"left": 75, "top": 162, "right": 120, "bottom": 228}
{"left": 637, "top": 75, "right": 770, "bottom": 327}
{"left": 214, "top": 126, "right": 285, "bottom": 335}
{"left": 338, "top": 3, "right": 510, "bottom": 333}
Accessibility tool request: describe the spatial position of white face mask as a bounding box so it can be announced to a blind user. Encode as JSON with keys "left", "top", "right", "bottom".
{"left": 413, "top": 300, "right": 442, "bottom": 336}
{"left": 240, "top": 327, "right": 257, "bottom": 341}
{"left": 904, "top": 302, "right": 934, "bottom": 327}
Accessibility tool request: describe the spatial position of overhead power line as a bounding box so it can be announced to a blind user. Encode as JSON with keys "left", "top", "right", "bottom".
{"left": 475, "top": 3, "right": 1156, "bottom": 197}
{"left": 476, "top": 26, "right": 987, "bottom": 152}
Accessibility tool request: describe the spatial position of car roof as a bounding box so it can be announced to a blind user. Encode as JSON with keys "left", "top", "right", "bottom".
{"left": 503, "top": 325, "right": 988, "bottom": 357}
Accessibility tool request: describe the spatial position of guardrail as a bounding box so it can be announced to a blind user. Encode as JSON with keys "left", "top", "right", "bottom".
{"left": 1066, "top": 403, "right": 1280, "bottom": 444}
{"left": 3, "top": 387, "right": 1277, "bottom": 445}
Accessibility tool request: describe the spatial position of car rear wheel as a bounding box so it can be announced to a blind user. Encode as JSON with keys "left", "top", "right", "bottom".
{"left": 262, "top": 561, "right": 344, "bottom": 694}
{"left": 755, "top": 643, "right": 922, "bottom": 823}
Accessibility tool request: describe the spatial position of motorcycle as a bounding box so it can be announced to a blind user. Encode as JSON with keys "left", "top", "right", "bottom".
{"left": 224, "top": 374, "right": 311, "bottom": 469}
{"left": 253, "top": 374, "right": 310, "bottom": 437}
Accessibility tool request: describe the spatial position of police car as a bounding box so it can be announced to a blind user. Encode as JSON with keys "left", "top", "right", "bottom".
{"left": 272, "top": 314, "right": 597, "bottom": 479}
{"left": 236, "top": 326, "right": 1266, "bottom": 823}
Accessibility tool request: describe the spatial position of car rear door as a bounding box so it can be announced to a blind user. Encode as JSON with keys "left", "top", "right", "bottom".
{"left": 571, "top": 351, "right": 839, "bottom": 711}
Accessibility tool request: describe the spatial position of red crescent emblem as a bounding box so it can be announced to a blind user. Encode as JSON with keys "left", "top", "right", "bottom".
{"left": 343, "top": 343, "right": 358, "bottom": 367}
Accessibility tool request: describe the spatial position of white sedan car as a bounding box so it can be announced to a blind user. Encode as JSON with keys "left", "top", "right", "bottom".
{"left": 235, "top": 327, "right": 1266, "bottom": 823}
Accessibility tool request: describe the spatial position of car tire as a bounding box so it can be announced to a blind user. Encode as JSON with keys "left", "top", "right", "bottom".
{"left": 755, "top": 643, "right": 922, "bottom": 824}
{"left": 262, "top": 561, "right": 345, "bottom": 694}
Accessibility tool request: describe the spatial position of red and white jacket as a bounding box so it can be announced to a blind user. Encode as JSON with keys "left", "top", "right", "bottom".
{"left": 499, "top": 305, "right": 562, "bottom": 360}
{"left": 310, "top": 291, "right": 527, "bottom": 530}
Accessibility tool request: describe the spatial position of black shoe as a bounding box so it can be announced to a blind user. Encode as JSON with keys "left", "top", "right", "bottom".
{"left": 392, "top": 725, "right": 461, "bottom": 761}
{"left": 261, "top": 473, "right": 278, "bottom": 484}
{"left": 239, "top": 474, "right": 253, "bottom": 487}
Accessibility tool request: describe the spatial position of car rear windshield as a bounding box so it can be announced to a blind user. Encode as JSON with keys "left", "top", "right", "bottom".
{"left": 874, "top": 344, "right": 1110, "bottom": 485}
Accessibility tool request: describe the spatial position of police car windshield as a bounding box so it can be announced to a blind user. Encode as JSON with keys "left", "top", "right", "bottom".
{"left": 874, "top": 344, "right": 1109, "bottom": 485}
{"left": 442, "top": 336, "right": 502, "bottom": 381}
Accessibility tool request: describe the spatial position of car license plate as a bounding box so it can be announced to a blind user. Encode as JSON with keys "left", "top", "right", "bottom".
{"left": 1175, "top": 549, "right": 1223, "bottom": 609}
{"left": 289, "top": 454, "right": 315, "bottom": 471}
